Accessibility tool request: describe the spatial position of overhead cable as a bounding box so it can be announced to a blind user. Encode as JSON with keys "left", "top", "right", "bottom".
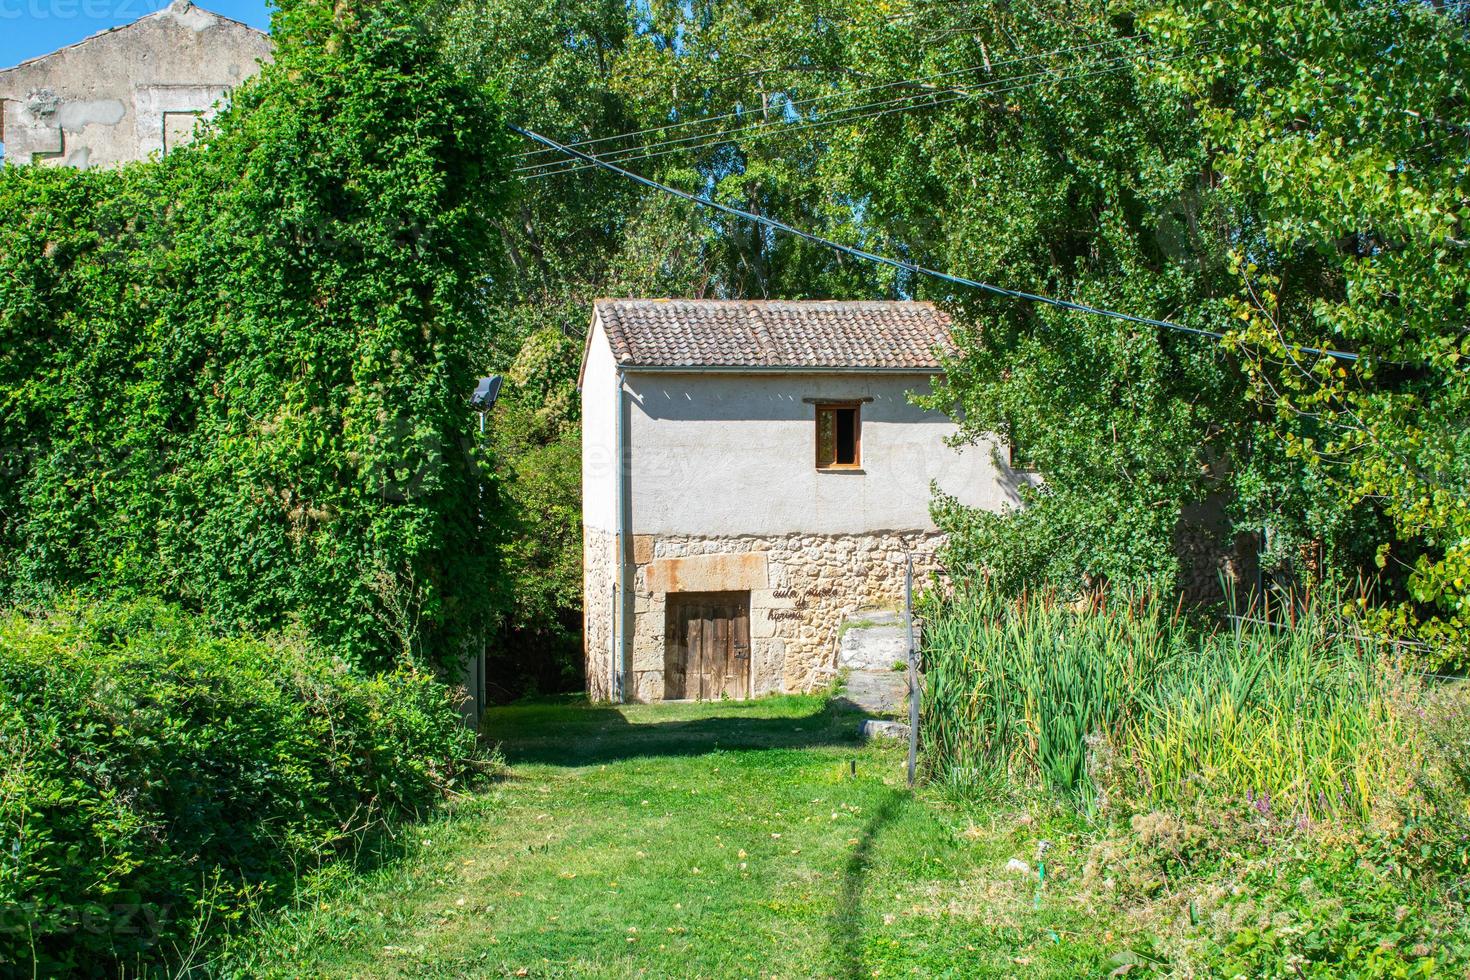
{"left": 509, "top": 125, "right": 1363, "bottom": 364}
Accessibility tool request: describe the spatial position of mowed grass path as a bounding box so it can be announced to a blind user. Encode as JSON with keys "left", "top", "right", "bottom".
{"left": 216, "top": 695, "right": 1116, "bottom": 978}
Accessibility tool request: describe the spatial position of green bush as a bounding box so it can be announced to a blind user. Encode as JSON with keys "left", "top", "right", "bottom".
{"left": 1409, "top": 684, "right": 1470, "bottom": 900}
{"left": 1200, "top": 846, "right": 1460, "bottom": 977}
{"left": 0, "top": 601, "right": 491, "bottom": 975}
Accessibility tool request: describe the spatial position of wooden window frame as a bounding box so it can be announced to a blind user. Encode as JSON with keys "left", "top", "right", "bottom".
{"left": 814, "top": 401, "right": 862, "bottom": 471}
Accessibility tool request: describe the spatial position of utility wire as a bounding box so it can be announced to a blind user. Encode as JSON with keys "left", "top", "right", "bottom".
{"left": 517, "top": 61, "right": 1135, "bottom": 180}
{"left": 510, "top": 34, "right": 1143, "bottom": 165}
{"left": 518, "top": 53, "right": 1163, "bottom": 181}
{"left": 509, "top": 125, "right": 1362, "bottom": 364}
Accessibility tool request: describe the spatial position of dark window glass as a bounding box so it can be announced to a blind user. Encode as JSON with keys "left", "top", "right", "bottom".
{"left": 835, "top": 408, "right": 857, "bottom": 465}
{"left": 815, "top": 404, "right": 861, "bottom": 469}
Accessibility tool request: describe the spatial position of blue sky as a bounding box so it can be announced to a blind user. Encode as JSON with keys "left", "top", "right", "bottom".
{"left": 0, "top": 0, "right": 272, "bottom": 69}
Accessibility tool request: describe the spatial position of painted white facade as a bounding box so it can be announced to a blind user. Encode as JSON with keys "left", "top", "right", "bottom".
{"left": 581, "top": 317, "right": 620, "bottom": 533}
{"left": 581, "top": 317, "right": 1020, "bottom": 536}
{"left": 580, "top": 301, "right": 1021, "bottom": 702}
{"left": 624, "top": 370, "right": 1015, "bottom": 535}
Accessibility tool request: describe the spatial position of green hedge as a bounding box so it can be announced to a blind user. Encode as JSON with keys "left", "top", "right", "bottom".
{"left": 0, "top": 0, "right": 513, "bottom": 669}
{"left": 0, "top": 601, "right": 491, "bottom": 975}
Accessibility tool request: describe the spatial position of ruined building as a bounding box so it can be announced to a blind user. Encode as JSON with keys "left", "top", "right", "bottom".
{"left": 0, "top": 0, "right": 271, "bottom": 168}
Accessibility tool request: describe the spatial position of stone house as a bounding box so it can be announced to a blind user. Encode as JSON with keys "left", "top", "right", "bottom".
{"left": 0, "top": 0, "right": 271, "bottom": 169}
{"left": 581, "top": 298, "right": 1025, "bottom": 702}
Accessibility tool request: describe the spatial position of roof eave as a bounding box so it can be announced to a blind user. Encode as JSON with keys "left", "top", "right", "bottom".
{"left": 617, "top": 363, "right": 945, "bottom": 375}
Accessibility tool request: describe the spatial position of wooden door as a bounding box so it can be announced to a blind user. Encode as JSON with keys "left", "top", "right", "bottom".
{"left": 664, "top": 592, "right": 750, "bottom": 700}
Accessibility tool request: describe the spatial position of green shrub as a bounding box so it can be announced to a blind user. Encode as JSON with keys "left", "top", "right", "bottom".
{"left": 1407, "top": 683, "right": 1470, "bottom": 900}
{"left": 0, "top": 601, "right": 491, "bottom": 975}
{"left": 1198, "top": 846, "right": 1462, "bottom": 977}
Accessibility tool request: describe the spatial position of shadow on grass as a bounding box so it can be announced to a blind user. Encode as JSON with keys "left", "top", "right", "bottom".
{"left": 830, "top": 790, "right": 909, "bottom": 980}
{"left": 480, "top": 694, "right": 866, "bottom": 767}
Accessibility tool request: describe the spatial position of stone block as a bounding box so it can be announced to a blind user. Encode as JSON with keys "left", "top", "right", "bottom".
{"left": 632, "top": 670, "right": 663, "bottom": 702}
{"left": 645, "top": 552, "right": 768, "bottom": 594}
{"left": 750, "top": 610, "right": 777, "bottom": 638}
{"left": 839, "top": 619, "right": 910, "bottom": 671}
{"left": 631, "top": 637, "right": 664, "bottom": 672}
{"left": 860, "top": 719, "right": 909, "bottom": 741}
{"left": 632, "top": 534, "right": 655, "bottom": 565}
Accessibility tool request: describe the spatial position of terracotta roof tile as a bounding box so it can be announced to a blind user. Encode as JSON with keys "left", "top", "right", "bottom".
{"left": 593, "top": 299, "right": 952, "bottom": 371}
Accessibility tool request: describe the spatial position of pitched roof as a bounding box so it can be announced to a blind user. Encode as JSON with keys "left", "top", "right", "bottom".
{"left": 592, "top": 299, "right": 952, "bottom": 372}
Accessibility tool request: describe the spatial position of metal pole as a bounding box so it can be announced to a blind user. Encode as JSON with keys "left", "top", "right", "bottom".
{"left": 905, "top": 554, "right": 918, "bottom": 788}
{"left": 612, "top": 368, "right": 627, "bottom": 704}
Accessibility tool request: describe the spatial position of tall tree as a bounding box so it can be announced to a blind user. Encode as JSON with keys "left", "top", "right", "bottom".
{"left": 1149, "top": 0, "right": 1470, "bottom": 662}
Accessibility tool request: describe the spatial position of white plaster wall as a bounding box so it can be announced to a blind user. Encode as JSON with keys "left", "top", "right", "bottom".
{"left": 0, "top": 1, "right": 271, "bottom": 169}
{"left": 580, "top": 318, "right": 619, "bottom": 532}
{"left": 623, "top": 370, "right": 1021, "bottom": 536}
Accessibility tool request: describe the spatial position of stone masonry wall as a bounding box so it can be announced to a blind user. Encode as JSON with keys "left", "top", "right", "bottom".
{"left": 625, "top": 531, "right": 945, "bottom": 701}
{"left": 583, "top": 526, "right": 615, "bottom": 702}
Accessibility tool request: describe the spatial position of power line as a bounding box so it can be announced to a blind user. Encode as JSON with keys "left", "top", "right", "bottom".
{"left": 517, "top": 53, "right": 1162, "bottom": 181}
{"left": 517, "top": 56, "right": 1146, "bottom": 179}
{"left": 509, "top": 125, "right": 1363, "bottom": 364}
{"left": 510, "top": 34, "right": 1144, "bottom": 166}
{"left": 516, "top": 62, "right": 1134, "bottom": 180}
{"left": 511, "top": 35, "right": 1137, "bottom": 164}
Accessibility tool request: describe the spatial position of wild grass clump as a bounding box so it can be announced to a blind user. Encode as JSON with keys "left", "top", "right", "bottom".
{"left": 0, "top": 600, "right": 495, "bottom": 976}
{"left": 920, "top": 588, "right": 1412, "bottom": 821}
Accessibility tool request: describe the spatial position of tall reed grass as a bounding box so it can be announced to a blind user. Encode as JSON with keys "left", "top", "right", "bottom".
{"left": 920, "top": 588, "right": 1411, "bottom": 820}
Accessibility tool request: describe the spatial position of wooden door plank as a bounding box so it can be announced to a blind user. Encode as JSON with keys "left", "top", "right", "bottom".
{"left": 664, "top": 600, "right": 687, "bottom": 700}
{"left": 732, "top": 603, "right": 750, "bottom": 700}
{"left": 710, "top": 612, "right": 728, "bottom": 699}
{"left": 689, "top": 604, "right": 701, "bottom": 701}
{"left": 700, "top": 605, "right": 715, "bottom": 701}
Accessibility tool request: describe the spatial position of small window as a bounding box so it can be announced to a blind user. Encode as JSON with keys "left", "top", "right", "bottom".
{"left": 815, "top": 403, "right": 861, "bottom": 469}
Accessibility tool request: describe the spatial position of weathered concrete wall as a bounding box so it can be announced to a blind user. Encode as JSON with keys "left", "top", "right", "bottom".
{"left": 622, "top": 531, "right": 944, "bottom": 702}
{"left": 622, "top": 370, "right": 1020, "bottom": 536}
{"left": 0, "top": 0, "right": 271, "bottom": 168}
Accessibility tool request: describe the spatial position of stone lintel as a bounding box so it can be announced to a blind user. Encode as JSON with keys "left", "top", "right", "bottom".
{"left": 644, "top": 552, "right": 768, "bottom": 594}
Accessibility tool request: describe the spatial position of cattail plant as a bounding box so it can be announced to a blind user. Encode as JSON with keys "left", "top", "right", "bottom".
{"left": 919, "top": 585, "right": 1413, "bottom": 821}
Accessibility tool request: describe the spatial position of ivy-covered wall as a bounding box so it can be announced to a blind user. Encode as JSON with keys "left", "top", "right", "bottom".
{"left": 0, "top": 0, "right": 514, "bottom": 670}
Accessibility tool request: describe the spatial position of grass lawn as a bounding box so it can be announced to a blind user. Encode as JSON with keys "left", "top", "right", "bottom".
{"left": 212, "top": 694, "right": 1126, "bottom": 978}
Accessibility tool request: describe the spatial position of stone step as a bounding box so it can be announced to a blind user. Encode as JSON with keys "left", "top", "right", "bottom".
{"left": 837, "top": 607, "right": 912, "bottom": 672}
{"left": 859, "top": 719, "right": 910, "bottom": 741}
{"left": 839, "top": 668, "right": 910, "bottom": 716}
